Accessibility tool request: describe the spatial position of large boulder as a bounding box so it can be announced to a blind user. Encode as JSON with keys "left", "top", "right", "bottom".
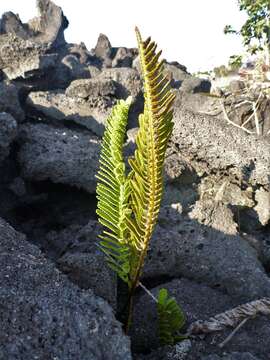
{"left": 169, "top": 108, "right": 270, "bottom": 187}
{"left": 18, "top": 123, "right": 100, "bottom": 193}
{"left": 143, "top": 203, "right": 270, "bottom": 301}
{"left": 180, "top": 76, "right": 211, "bottom": 93}
{"left": 27, "top": 78, "right": 117, "bottom": 136}
{"left": 0, "top": 217, "right": 131, "bottom": 359}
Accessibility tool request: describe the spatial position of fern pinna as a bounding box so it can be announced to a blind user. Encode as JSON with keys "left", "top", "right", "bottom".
{"left": 96, "top": 27, "right": 183, "bottom": 340}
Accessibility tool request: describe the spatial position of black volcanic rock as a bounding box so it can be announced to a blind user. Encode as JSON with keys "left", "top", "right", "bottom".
{"left": 0, "top": 217, "right": 131, "bottom": 360}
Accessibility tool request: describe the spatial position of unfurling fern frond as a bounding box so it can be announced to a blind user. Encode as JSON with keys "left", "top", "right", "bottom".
{"left": 96, "top": 97, "right": 132, "bottom": 285}
{"left": 127, "top": 28, "right": 176, "bottom": 287}
{"left": 157, "top": 289, "right": 186, "bottom": 345}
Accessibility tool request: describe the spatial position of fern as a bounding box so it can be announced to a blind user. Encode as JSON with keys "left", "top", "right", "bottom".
{"left": 96, "top": 27, "right": 180, "bottom": 339}
{"left": 96, "top": 97, "right": 132, "bottom": 285}
{"left": 127, "top": 27, "right": 175, "bottom": 289}
{"left": 157, "top": 289, "right": 186, "bottom": 345}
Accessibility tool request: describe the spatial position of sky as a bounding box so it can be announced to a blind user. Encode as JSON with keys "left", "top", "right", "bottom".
{"left": 0, "top": 0, "right": 247, "bottom": 73}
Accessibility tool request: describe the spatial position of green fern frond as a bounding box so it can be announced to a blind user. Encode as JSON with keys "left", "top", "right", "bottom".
{"left": 157, "top": 289, "right": 186, "bottom": 345}
{"left": 128, "top": 28, "right": 176, "bottom": 284}
{"left": 96, "top": 28, "right": 179, "bottom": 334}
{"left": 96, "top": 97, "right": 132, "bottom": 284}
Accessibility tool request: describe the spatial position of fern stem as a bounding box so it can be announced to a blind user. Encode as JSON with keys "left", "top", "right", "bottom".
{"left": 124, "top": 249, "right": 151, "bottom": 333}
{"left": 139, "top": 282, "right": 158, "bottom": 303}
{"left": 125, "top": 289, "right": 135, "bottom": 334}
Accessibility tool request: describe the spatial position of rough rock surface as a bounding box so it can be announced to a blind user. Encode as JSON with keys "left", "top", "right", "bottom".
{"left": 0, "top": 217, "right": 131, "bottom": 360}
{"left": 0, "top": 82, "right": 25, "bottom": 122}
{"left": 201, "top": 353, "right": 262, "bottom": 360}
{"left": 18, "top": 123, "right": 100, "bottom": 193}
{"left": 132, "top": 279, "right": 269, "bottom": 359}
{"left": 0, "top": 112, "right": 17, "bottom": 162}
{"left": 0, "top": 0, "right": 68, "bottom": 80}
{"left": 27, "top": 79, "right": 117, "bottom": 136}
{"left": 132, "top": 278, "right": 233, "bottom": 351}
{"left": 180, "top": 76, "right": 211, "bottom": 93}
{"left": 48, "top": 221, "right": 117, "bottom": 309}
{"left": 144, "top": 204, "right": 270, "bottom": 301}
{"left": 170, "top": 108, "right": 270, "bottom": 187}
{"left": 93, "top": 33, "right": 113, "bottom": 65}
{"left": 112, "top": 47, "right": 138, "bottom": 68}
{"left": 97, "top": 67, "right": 142, "bottom": 100}
{"left": 27, "top": 68, "right": 143, "bottom": 135}
{"left": 134, "top": 341, "right": 192, "bottom": 360}
{"left": 254, "top": 187, "right": 270, "bottom": 226}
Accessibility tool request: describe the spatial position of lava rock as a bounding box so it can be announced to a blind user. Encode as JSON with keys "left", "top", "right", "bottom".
{"left": 134, "top": 341, "right": 192, "bottom": 360}
{"left": 173, "top": 91, "right": 221, "bottom": 115}
{"left": 229, "top": 80, "right": 246, "bottom": 94}
{"left": 131, "top": 278, "right": 233, "bottom": 351}
{"left": 0, "top": 217, "right": 131, "bottom": 359}
{"left": 180, "top": 76, "right": 211, "bottom": 93}
{"left": 254, "top": 187, "right": 270, "bottom": 226}
{"left": 66, "top": 77, "right": 117, "bottom": 99}
{"left": 97, "top": 67, "right": 143, "bottom": 127}
{"left": 61, "top": 54, "right": 91, "bottom": 80}
{"left": 0, "top": 82, "right": 25, "bottom": 122}
{"left": 0, "top": 0, "right": 68, "bottom": 48}
{"left": 0, "top": 34, "right": 58, "bottom": 80}
{"left": 18, "top": 123, "right": 100, "bottom": 193}
{"left": 98, "top": 67, "right": 142, "bottom": 99}
{"left": 170, "top": 108, "right": 270, "bottom": 187}
{"left": 93, "top": 33, "right": 113, "bottom": 67}
{"left": 164, "top": 61, "right": 190, "bottom": 88}
{"left": 27, "top": 83, "right": 116, "bottom": 136}
{"left": 202, "top": 354, "right": 262, "bottom": 360}
{"left": 0, "top": 0, "right": 69, "bottom": 80}
{"left": 45, "top": 221, "right": 117, "bottom": 309}
{"left": 143, "top": 209, "right": 270, "bottom": 301}
{"left": 112, "top": 47, "right": 138, "bottom": 68}
{"left": 189, "top": 200, "right": 238, "bottom": 235}
{"left": 0, "top": 112, "right": 17, "bottom": 162}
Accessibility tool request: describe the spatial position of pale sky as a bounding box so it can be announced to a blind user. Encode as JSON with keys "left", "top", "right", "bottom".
{"left": 0, "top": 0, "right": 247, "bottom": 73}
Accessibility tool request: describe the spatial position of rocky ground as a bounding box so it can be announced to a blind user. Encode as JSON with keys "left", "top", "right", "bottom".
{"left": 0, "top": 1, "right": 269, "bottom": 359}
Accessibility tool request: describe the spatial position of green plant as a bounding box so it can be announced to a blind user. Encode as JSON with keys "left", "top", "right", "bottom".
{"left": 224, "top": 0, "right": 270, "bottom": 65}
{"left": 96, "top": 27, "right": 185, "bottom": 342}
{"left": 157, "top": 289, "right": 186, "bottom": 345}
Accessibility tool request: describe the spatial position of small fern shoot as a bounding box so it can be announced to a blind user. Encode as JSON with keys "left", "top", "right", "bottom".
{"left": 157, "top": 289, "right": 186, "bottom": 345}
